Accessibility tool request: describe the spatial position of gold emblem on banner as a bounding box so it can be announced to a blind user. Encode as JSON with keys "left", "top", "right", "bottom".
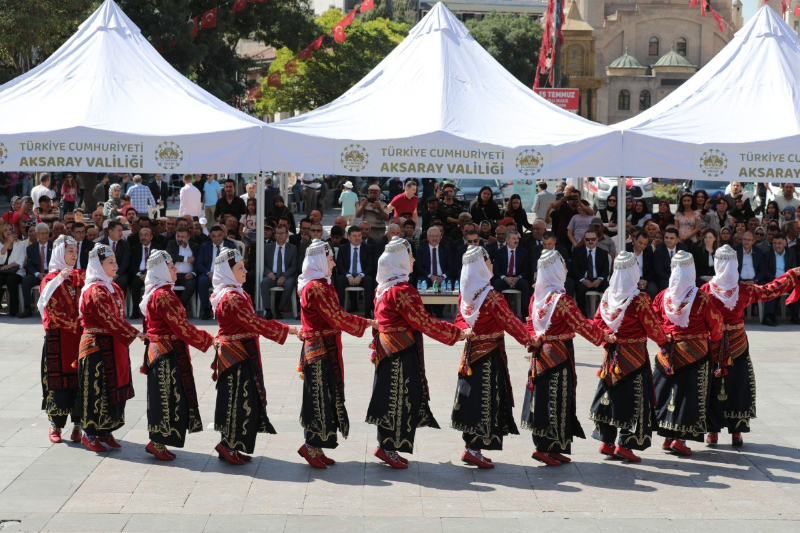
{"left": 155, "top": 141, "right": 184, "bottom": 170}
{"left": 0, "top": 142, "right": 7, "bottom": 165}
{"left": 515, "top": 149, "right": 544, "bottom": 176}
{"left": 699, "top": 149, "right": 727, "bottom": 178}
{"left": 340, "top": 144, "right": 369, "bottom": 172}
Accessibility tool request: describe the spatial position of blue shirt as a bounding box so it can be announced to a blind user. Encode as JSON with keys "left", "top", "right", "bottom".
{"left": 204, "top": 180, "right": 222, "bottom": 207}
{"left": 339, "top": 190, "right": 358, "bottom": 217}
{"left": 776, "top": 250, "right": 786, "bottom": 276}
{"left": 127, "top": 183, "right": 156, "bottom": 214}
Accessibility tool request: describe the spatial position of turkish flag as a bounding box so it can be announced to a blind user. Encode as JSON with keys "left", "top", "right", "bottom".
{"left": 689, "top": 0, "right": 698, "bottom": 6}
{"left": 233, "top": 0, "right": 247, "bottom": 12}
{"left": 360, "top": 0, "right": 374, "bottom": 13}
{"left": 189, "top": 17, "right": 198, "bottom": 37}
{"left": 202, "top": 8, "right": 217, "bottom": 29}
{"left": 711, "top": 9, "right": 725, "bottom": 32}
{"left": 700, "top": 0, "right": 708, "bottom": 16}
{"left": 285, "top": 58, "right": 298, "bottom": 77}
{"left": 796, "top": 4, "right": 800, "bottom": 16}
{"left": 333, "top": 24, "right": 347, "bottom": 43}
{"left": 782, "top": 0, "right": 791, "bottom": 15}
{"left": 299, "top": 35, "right": 325, "bottom": 60}
{"left": 267, "top": 70, "right": 282, "bottom": 88}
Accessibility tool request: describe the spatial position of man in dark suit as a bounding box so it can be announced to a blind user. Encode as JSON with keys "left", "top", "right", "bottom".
{"left": 626, "top": 229, "right": 657, "bottom": 298}
{"left": 455, "top": 229, "right": 482, "bottom": 283}
{"left": 415, "top": 226, "right": 452, "bottom": 317}
{"left": 762, "top": 233, "right": 798, "bottom": 326}
{"left": 654, "top": 228, "right": 688, "bottom": 291}
{"left": 148, "top": 174, "right": 170, "bottom": 217}
{"left": 290, "top": 218, "right": 312, "bottom": 248}
{"left": 569, "top": 229, "right": 610, "bottom": 313}
{"left": 491, "top": 229, "right": 532, "bottom": 316}
{"left": 259, "top": 226, "right": 297, "bottom": 319}
{"left": 166, "top": 227, "right": 199, "bottom": 312}
{"left": 335, "top": 226, "right": 377, "bottom": 318}
{"left": 484, "top": 224, "right": 507, "bottom": 260}
{"left": 197, "top": 225, "right": 236, "bottom": 319}
{"left": 735, "top": 231, "right": 766, "bottom": 283}
{"left": 19, "top": 223, "right": 53, "bottom": 317}
{"left": 127, "top": 228, "right": 159, "bottom": 318}
{"left": 100, "top": 221, "right": 130, "bottom": 292}
{"left": 70, "top": 222, "right": 94, "bottom": 270}
{"left": 531, "top": 231, "right": 573, "bottom": 296}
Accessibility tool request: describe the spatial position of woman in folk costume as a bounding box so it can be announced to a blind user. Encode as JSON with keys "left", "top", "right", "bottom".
{"left": 211, "top": 248, "right": 297, "bottom": 465}
{"left": 140, "top": 250, "right": 214, "bottom": 461}
{"left": 296, "top": 240, "right": 375, "bottom": 469}
{"left": 38, "top": 235, "right": 85, "bottom": 444}
{"left": 452, "top": 245, "right": 534, "bottom": 469}
{"left": 700, "top": 244, "right": 800, "bottom": 447}
{"left": 522, "top": 249, "right": 610, "bottom": 467}
{"left": 366, "top": 237, "right": 468, "bottom": 469}
{"left": 589, "top": 251, "right": 668, "bottom": 463}
{"left": 78, "top": 244, "right": 143, "bottom": 452}
{"left": 651, "top": 250, "right": 723, "bottom": 457}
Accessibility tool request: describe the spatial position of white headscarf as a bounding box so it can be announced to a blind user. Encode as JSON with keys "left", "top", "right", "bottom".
{"left": 209, "top": 248, "right": 246, "bottom": 314}
{"left": 664, "top": 250, "right": 698, "bottom": 328}
{"left": 600, "top": 251, "right": 640, "bottom": 333}
{"left": 459, "top": 245, "right": 493, "bottom": 328}
{"left": 139, "top": 250, "right": 174, "bottom": 316}
{"left": 375, "top": 237, "right": 412, "bottom": 302}
{"left": 79, "top": 245, "right": 116, "bottom": 316}
{"left": 37, "top": 235, "right": 77, "bottom": 315}
{"left": 531, "top": 249, "right": 567, "bottom": 336}
{"left": 297, "top": 239, "right": 332, "bottom": 295}
{"left": 709, "top": 245, "right": 740, "bottom": 311}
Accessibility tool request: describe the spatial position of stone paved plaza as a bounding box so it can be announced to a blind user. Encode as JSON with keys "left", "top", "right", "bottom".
{"left": 0, "top": 315, "right": 799, "bottom": 532}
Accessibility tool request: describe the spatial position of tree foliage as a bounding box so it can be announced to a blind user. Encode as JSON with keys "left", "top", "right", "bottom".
{"left": 465, "top": 13, "right": 543, "bottom": 88}
{"left": 256, "top": 8, "right": 408, "bottom": 116}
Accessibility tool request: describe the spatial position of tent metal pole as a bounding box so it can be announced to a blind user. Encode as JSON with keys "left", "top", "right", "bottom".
{"left": 618, "top": 176, "right": 626, "bottom": 249}
{"left": 255, "top": 172, "right": 265, "bottom": 312}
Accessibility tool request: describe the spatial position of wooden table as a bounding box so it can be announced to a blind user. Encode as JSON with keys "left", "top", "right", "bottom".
{"left": 418, "top": 292, "right": 459, "bottom": 305}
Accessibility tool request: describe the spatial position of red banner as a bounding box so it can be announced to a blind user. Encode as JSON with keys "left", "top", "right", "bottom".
{"left": 534, "top": 88, "right": 580, "bottom": 112}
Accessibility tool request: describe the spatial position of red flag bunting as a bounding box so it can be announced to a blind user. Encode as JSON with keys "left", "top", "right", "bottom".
{"left": 337, "top": 8, "right": 357, "bottom": 29}
{"left": 201, "top": 8, "right": 217, "bottom": 29}
{"left": 233, "top": 0, "right": 247, "bottom": 12}
{"left": 248, "top": 85, "right": 262, "bottom": 100}
{"left": 689, "top": 0, "right": 698, "bottom": 6}
{"left": 267, "top": 70, "right": 282, "bottom": 88}
{"left": 701, "top": 0, "right": 708, "bottom": 16}
{"left": 710, "top": 8, "right": 725, "bottom": 32}
{"left": 285, "top": 58, "right": 298, "bottom": 77}
{"left": 796, "top": 4, "right": 800, "bottom": 16}
{"left": 189, "top": 17, "right": 198, "bottom": 37}
{"left": 782, "top": 0, "right": 791, "bottom": 15}
{"left": 360, "top": 0, "right": 374, "bottom": 13}
{"left": 333, "top": 24, "right": 347, "bottom": 43}
{"left": 299, "top": 34, "right": 325, "bottom": 60}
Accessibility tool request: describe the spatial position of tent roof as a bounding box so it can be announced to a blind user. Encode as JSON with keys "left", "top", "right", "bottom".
{"left": 617, "top": 6, "right": 800, "bottom": 180}
{"left": 0, "top": 0, "right": 262, "bottom": 173}
{"left": 262, "top": 2, "right": 620, "bottom": 180}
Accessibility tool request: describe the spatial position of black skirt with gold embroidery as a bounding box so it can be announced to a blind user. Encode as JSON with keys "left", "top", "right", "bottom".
{"left": 146, "top": 341, "right": 203, "bottom": 448}
{"left": 78, "top": 341, "right": 126, "bottom": 436}
{"left": 41, "top": 337, "right": 80, "bottom": 428}
{"left": 590, "top": 363, "right": 656, "bottom": 451}
{"left": 301, "top": 356, "right": 349, "bottom": 449}
{"left": 451, "top": 347, "right": 518, "bottom": 451}
{"left": 366, "top": 332, "right": 439, "bottom": 454}
{"left": 707, "top": 349, "right": 755, "bottom": 434}
{"left": 653, "top": 355, "right": 710, "bottom": 442}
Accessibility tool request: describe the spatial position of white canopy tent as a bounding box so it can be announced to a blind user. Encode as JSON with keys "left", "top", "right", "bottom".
{"left": 262, "top": 2, "right": 621, "bottom": 181}
{"left": 0, "top": 0, "right": 262, "bottom": 174}
{"left": 617, "top": 6, "right": 800, "bottom": 183}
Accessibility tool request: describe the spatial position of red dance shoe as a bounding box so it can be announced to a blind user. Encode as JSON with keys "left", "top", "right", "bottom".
{"left": 298, "top": 445, "right": 327, "bottom": 469}
{"left": 146, "top": 441, "right": 174, "bottom": 461}
{"left": 706, "top": 432, "right": 718, "bottom": 445}
{"left": 216, "top": 443, "right": 245, "bottom": 465}
{"left": 97, "top": 434, "right": 121, "bottom": 449}
{"left": 69, "top": 426, "right": 82, "bottom": 443}
{"left": 319, "top": 452, "right": 335, "bottom": 466}
{"left": 49, "top": 427, "right": 62, "bottom": 444}
{"left": 670, "top": 439, "right": 692, "bottom": 456}
{"left": 81, "top": 435, "right": 108, "bottom": 453}
{"left": 599, "top": 443, "right": 616, "bottom": 457}
{"left": 531, "top": 451, "right": 562, "bottom": 466}
{"left": 614, "top": 446, "right": 642, "bottom": 463}
{"left": 374, "top": 447, "right": 408, "bottom": 469}
{"left": 461, "top": 449, "right": 494, "bottom": 469}
{"left": 662, "top": 438, "right": 674, "bottom": 451}
{"left": 551, "top": 452, "right": 572, "bottom": 463}
{"left": 236, "top": 452, "right": 253, "bottom": 462}
{"left": 731, "top": 433, "right": 744, "bottom": 447}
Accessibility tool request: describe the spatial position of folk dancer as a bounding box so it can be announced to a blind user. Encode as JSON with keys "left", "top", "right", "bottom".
{"left": 652, "top": 250, "right": 723, "bottom": 456}
{"left": 366, "top": 237, "right": 468, "bottom": 469}
{"left": 590, "top": 251, "right": 668, "bottom": 462}
{"left": 296, "top": 240, "right": 375, "bottom": 468}
{"left": 523, "top": 249, "right": 610, "bottom": 466}
{"left": 452, "top": 245, "right": 534, "bottom": 469}
{"left": 210, "top": 249, "right": 297, "bottom": 465}
{"left": 38, "top": 235, "right": 85, "bottom": 444}
{"left": 140, "top": 250, "right": 214, "bottom": 460}
{"left": 701, "top": 245, "right": 800, "bottom": 447}
{"left": 78, "top": 244, "right": 143, "bottom": 452}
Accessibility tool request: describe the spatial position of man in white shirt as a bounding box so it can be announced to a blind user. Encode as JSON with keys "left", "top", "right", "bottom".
{"left": 30, "top": 173, "right": 56, "bottom": 206}
{"left": 736, "top": 231, "right": 765, "bottom": 284}
{"left": 775, "top": 183, "right": 800, "bottom": 213}
{"left": 178, "top": 174, "right": 202, "bottom": 219}
{"left": 259, "top": 227, "right": 297, "bottom": 319}
{"left": 240, "top": 182, "right": 256, "bottom": 203}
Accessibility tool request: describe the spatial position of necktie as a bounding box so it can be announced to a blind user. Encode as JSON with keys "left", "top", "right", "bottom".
{"left": 508, "top": 249, "right": 515, "bottom": 277}
{"left": 40, "top": 245, "right": 46, "bottom": 274}
{"left": 216, "top": 245, "right": 220, "bottom": 258}
{"left": 352, "top": 247, "right": 358, "bottom": 277}
{"left": 587, "top": 250, "right": 594, "bottom": 279}
{"left": 112, "top": 241, "right": 116, "bottom": 253}
{"left": 670, "top": 249, "right": 674, "bottom": 259}
{"left": 432, "top": 247, "right": 438, "bottom": 276}
{"left": 277, "top": 246, "right": 283, "bottom": 276}
{"left": 143, "top": 246, "right": 149, "bottom": 272}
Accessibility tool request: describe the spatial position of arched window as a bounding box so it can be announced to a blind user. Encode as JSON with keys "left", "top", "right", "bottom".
{"left": 649, "top": 37, "right": 659, "bottom": 56}
{"left": 618, "top": 90, "right": 631, "bottom": 111}
{"left": 639, "top": 90, "right": 651, "bottom": 110}
{"left": 677, "top": 37, "right": 687, "bottom": 56}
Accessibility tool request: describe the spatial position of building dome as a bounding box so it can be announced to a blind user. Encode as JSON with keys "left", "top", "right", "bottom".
{"left": 653, "top": 48, "right": 695, "bottom": 68}
{"left": 608, "top": 48, "right": 645, "bottom": 69}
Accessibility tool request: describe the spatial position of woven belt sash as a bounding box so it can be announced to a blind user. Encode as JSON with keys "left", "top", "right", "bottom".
{"left": 598, "top": 342, "right": 648, "bottom": 387}
{"left": 657, "top": 337, "right": 708, "bottom": 375}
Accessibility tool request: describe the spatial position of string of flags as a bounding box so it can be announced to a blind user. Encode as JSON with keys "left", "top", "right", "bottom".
{"left": 762, "top": 0, "right": 800, "bottom": 17}
{"left": 532, "top": 0, "right": 564, "bottom": 89}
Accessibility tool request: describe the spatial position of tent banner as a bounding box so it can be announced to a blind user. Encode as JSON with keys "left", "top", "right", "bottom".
{"left": 333, "top": 140, "right": 553, "bottom": 180}
{"left": 692, "top": 143, "right": 800, "bottom": 182}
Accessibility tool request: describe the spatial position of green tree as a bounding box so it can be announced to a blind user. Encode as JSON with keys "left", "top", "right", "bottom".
{"left": 256, "top": 9, "right": 408, "bottom": 116}
{"left": 465, "top": 12, "right": 543, "bottom": 88}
